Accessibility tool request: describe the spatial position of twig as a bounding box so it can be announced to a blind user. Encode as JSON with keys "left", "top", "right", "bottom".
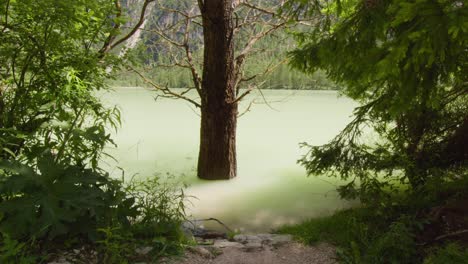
{"left": 417, "top": 229, "right": 468, "bottom": 246}
{"left": 434, "top": 229, "right": 468, "bottom": 242}
{"left": 238, "top": 100, "right": 255, "bottom": 118}
{"left": 189, "top": 218, "right": 234, "bottom": 233}
{"left": 129, "top": 66, "right": 201, "bottom": 108}
{"left": 109, "top": 0, "right": 156, "bottom": 51}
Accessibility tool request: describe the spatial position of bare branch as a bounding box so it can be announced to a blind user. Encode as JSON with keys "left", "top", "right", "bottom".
{"left": 182, "top": 11, "right": 203, "bottom": 94}
{"left": 257, "top": 84, "right": 279, "bottom": 111}
{"left": 235, "top": 55, "right": 289, "bottom": 97}
{"left": 150, "top": 26, "right": 185, "bottom": 47}
{"left": 108, "top": 0, "right": 156, "bottom": 52}
{"left": 129, "top": 66, "right": 201, "bottom": 108}
{"left": 235, "top": 21, "right": 287, "bottom": 65}
{"left": 233, "top": 84, "right": 256, "bottom": 104}
{"left": 2, "top": 0, "right": 11, "bottom": 33}
{"left": 231, "top": 2, "right": 292, "bottom": 88}
{"left": 434, "top": 229, "right": 468, "bottom": 242}
{"left": 156, "top": 1, "right": 201, "bottom": 18}
{"left": 417, "top": 229, "right": 468, "bottom": 246}
{"left": 99, "top": 0, "right": 122, "bottom": 54}
{"left": 240, "top": 56, "right": 289, "bottom": 84}
{"left": 238, "top": 100, "right": 255, "bottom": 118}
{"left": 241, "top": 0, "right": 278, "bottom": 17}
{"left": 143, "top": 2, "right": 203, "bottom": 95}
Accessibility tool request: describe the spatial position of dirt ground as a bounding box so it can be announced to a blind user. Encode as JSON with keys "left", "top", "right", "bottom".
{"left": 167, "top": 242, "right": 337, "bottom": 264}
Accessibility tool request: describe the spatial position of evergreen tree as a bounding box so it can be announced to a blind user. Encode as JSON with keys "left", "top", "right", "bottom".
{"left": 290, "top": 0, "right": 467, "bottom": 198}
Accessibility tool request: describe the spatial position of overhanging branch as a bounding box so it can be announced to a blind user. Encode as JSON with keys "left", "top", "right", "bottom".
{"left": 129, "top": 66, "right": 201, "bottom": 108}
{"left": 100, "top": 0, "right": 156, "bottom": 54}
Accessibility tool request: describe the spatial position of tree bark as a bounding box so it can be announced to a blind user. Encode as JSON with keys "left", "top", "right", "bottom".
{"left": 197, "top": 0, "right": 238, "bottom": 180}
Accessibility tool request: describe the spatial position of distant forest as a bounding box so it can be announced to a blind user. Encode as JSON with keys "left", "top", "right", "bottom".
{"left": 111, "top": 0, "right": 339, "bottom": 90}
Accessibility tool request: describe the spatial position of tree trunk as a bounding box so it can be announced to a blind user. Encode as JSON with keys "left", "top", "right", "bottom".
{"left": 197, "top": 0, "right": 238, "bottom": 180}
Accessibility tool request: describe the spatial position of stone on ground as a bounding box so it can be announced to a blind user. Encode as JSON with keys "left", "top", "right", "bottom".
{"left": 168, "top": 233, "right": 336, "bottom": 264}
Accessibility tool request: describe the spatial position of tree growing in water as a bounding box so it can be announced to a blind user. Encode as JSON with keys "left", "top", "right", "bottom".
{"left": 288, "top": 0, "right": 467, "bottom": 198}
{"left": 197, "top": 0, "right": 238, "bottom": 179}
{"left": 130, "top": 0, "right": 295, "bottom": 180}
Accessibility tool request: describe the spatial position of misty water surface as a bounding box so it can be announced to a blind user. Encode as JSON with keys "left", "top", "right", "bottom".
{"left": 101, "top": 88, "right": 357, "bottom": 232}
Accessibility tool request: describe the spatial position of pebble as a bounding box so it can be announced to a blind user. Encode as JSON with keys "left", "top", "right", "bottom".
{"left": 135, "top": 246, "right": 153, "bottom": 255}
{"left": 188, "top": 246, "right": 213, "bottom": 258}
{"left": 190, "top": 233, "right": 294, "bottom": 254}
{"left": 47, "top": 257, "right": 71, "bottom": 264}
{"left": 213, "top": 240, "right": 244, "bottom": 248}
{"left": 243, "top": 242, "right": 264, "bottom": 252}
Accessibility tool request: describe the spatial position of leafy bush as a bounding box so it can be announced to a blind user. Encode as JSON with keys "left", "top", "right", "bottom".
{"left": 0, "top": 233, "right": 36, "bottom": 264}
{"left": 0, "top": 0, "right": 190, "bottom": 262}
{"left": 281, "top": 0, "right": 467, "bottom": 262}
{"left": 280, "top": 180, "right": 468, "bottom": 264}
{"left": 0, "top": 158, "right": 189, "bottom": 262}
{"left": 0, "top": 156, "right": 138, "bottom": 241}
{"left": 423, "top": 243, "right": 468, "bottom": 264}
{"left": 293, "top": 0, "right": 468, "bottom": 200}
{"left": 97, "top": 226, "right": 132, "bottom": 264}
{"left": 278, "top": 209, "right": 371, "bottom": 246}
{"left": 364, "top": 221, "right": 416, "bottom": 264}
{"left": 0, "top": 0, "right": 121, "bottom": 166}
{"left": 91, "top": 176, "right": 188, "bottom": 263}
{"left": 126, "top": 176, "right": 188, "bottom": 256}
{"left": 280, "top": 209, "right": 421, "bottom": 263}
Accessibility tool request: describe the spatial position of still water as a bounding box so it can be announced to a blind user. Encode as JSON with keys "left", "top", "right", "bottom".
{"left": 101, "top": 88, "right": 357, "bottom": 232}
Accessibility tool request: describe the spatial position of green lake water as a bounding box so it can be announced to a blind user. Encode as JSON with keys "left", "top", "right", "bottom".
{"left": 100, "top": 87, "right": 357, "bottom": 232}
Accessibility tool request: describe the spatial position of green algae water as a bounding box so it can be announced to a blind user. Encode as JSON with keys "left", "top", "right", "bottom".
{"left": 101, "top": 88, "right": 357, "bottom": 232}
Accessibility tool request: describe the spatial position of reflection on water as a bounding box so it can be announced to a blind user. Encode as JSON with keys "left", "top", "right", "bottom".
{"left": 100, "top": 88, "right": 357, "bottom": 231}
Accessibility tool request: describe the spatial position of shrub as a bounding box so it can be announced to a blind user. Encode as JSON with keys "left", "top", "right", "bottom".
{"left": 277, "top": 208, "right": 372, "bottom": 246}
{"left": 423, "top": 243, "right": 468, "bottom": 264}
{"left": 0, "top": 158, "right": 189, "bottom": 262}
{"left": 364, "top": 221, "right": 416, "bottom": 264}
{"left": 126, "top": 175, "right": 188, "bottom": 256}
{"left": 0, "top": 233, "right": 36, "bottom": 264}
{"left": 0, "top": 155, "right": 138, "bottom": 241}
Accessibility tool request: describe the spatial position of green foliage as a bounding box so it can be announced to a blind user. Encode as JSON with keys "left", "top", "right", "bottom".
{"left": 278, "top": 209, "right": 371, "bottom": 246}
{"left": 97, "top": 227, "right": 131, "bottom": 264}
{"left": 291, "top": 0, "right": 467, "bottom": 199}
{"left": 126, "top": 176, "right": 187, "bottom": 256}
{"left": 0, "top": 232, "right": 36, "bottom": 264}
{"left": 423, "top": 243, "right": 468, "bottom": 264}
{"left": 282, "top": 1, "right": 467, "bottom": 263}
{"left": 0, "top": 156, "right": 137, "bottom": 241}
{"left": 1, "top": 2, "right": 189, "bottom": 261}
{"left": 0, "top": 160, "right": 188, "bottom": 262}
{"left": 280, "top": 208, "right": 421, "bottom": 263}
{"left": 280, "top": 174, "right": 468, "bottom": 264}
{"left": 91, "top": 176, "right": 188, "bottom": 263}
{"left": 0, "top": 0, "right": 121, "bottom": 167}
{"left": 365, "top": 220, "right": 416, "bottom": 264}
